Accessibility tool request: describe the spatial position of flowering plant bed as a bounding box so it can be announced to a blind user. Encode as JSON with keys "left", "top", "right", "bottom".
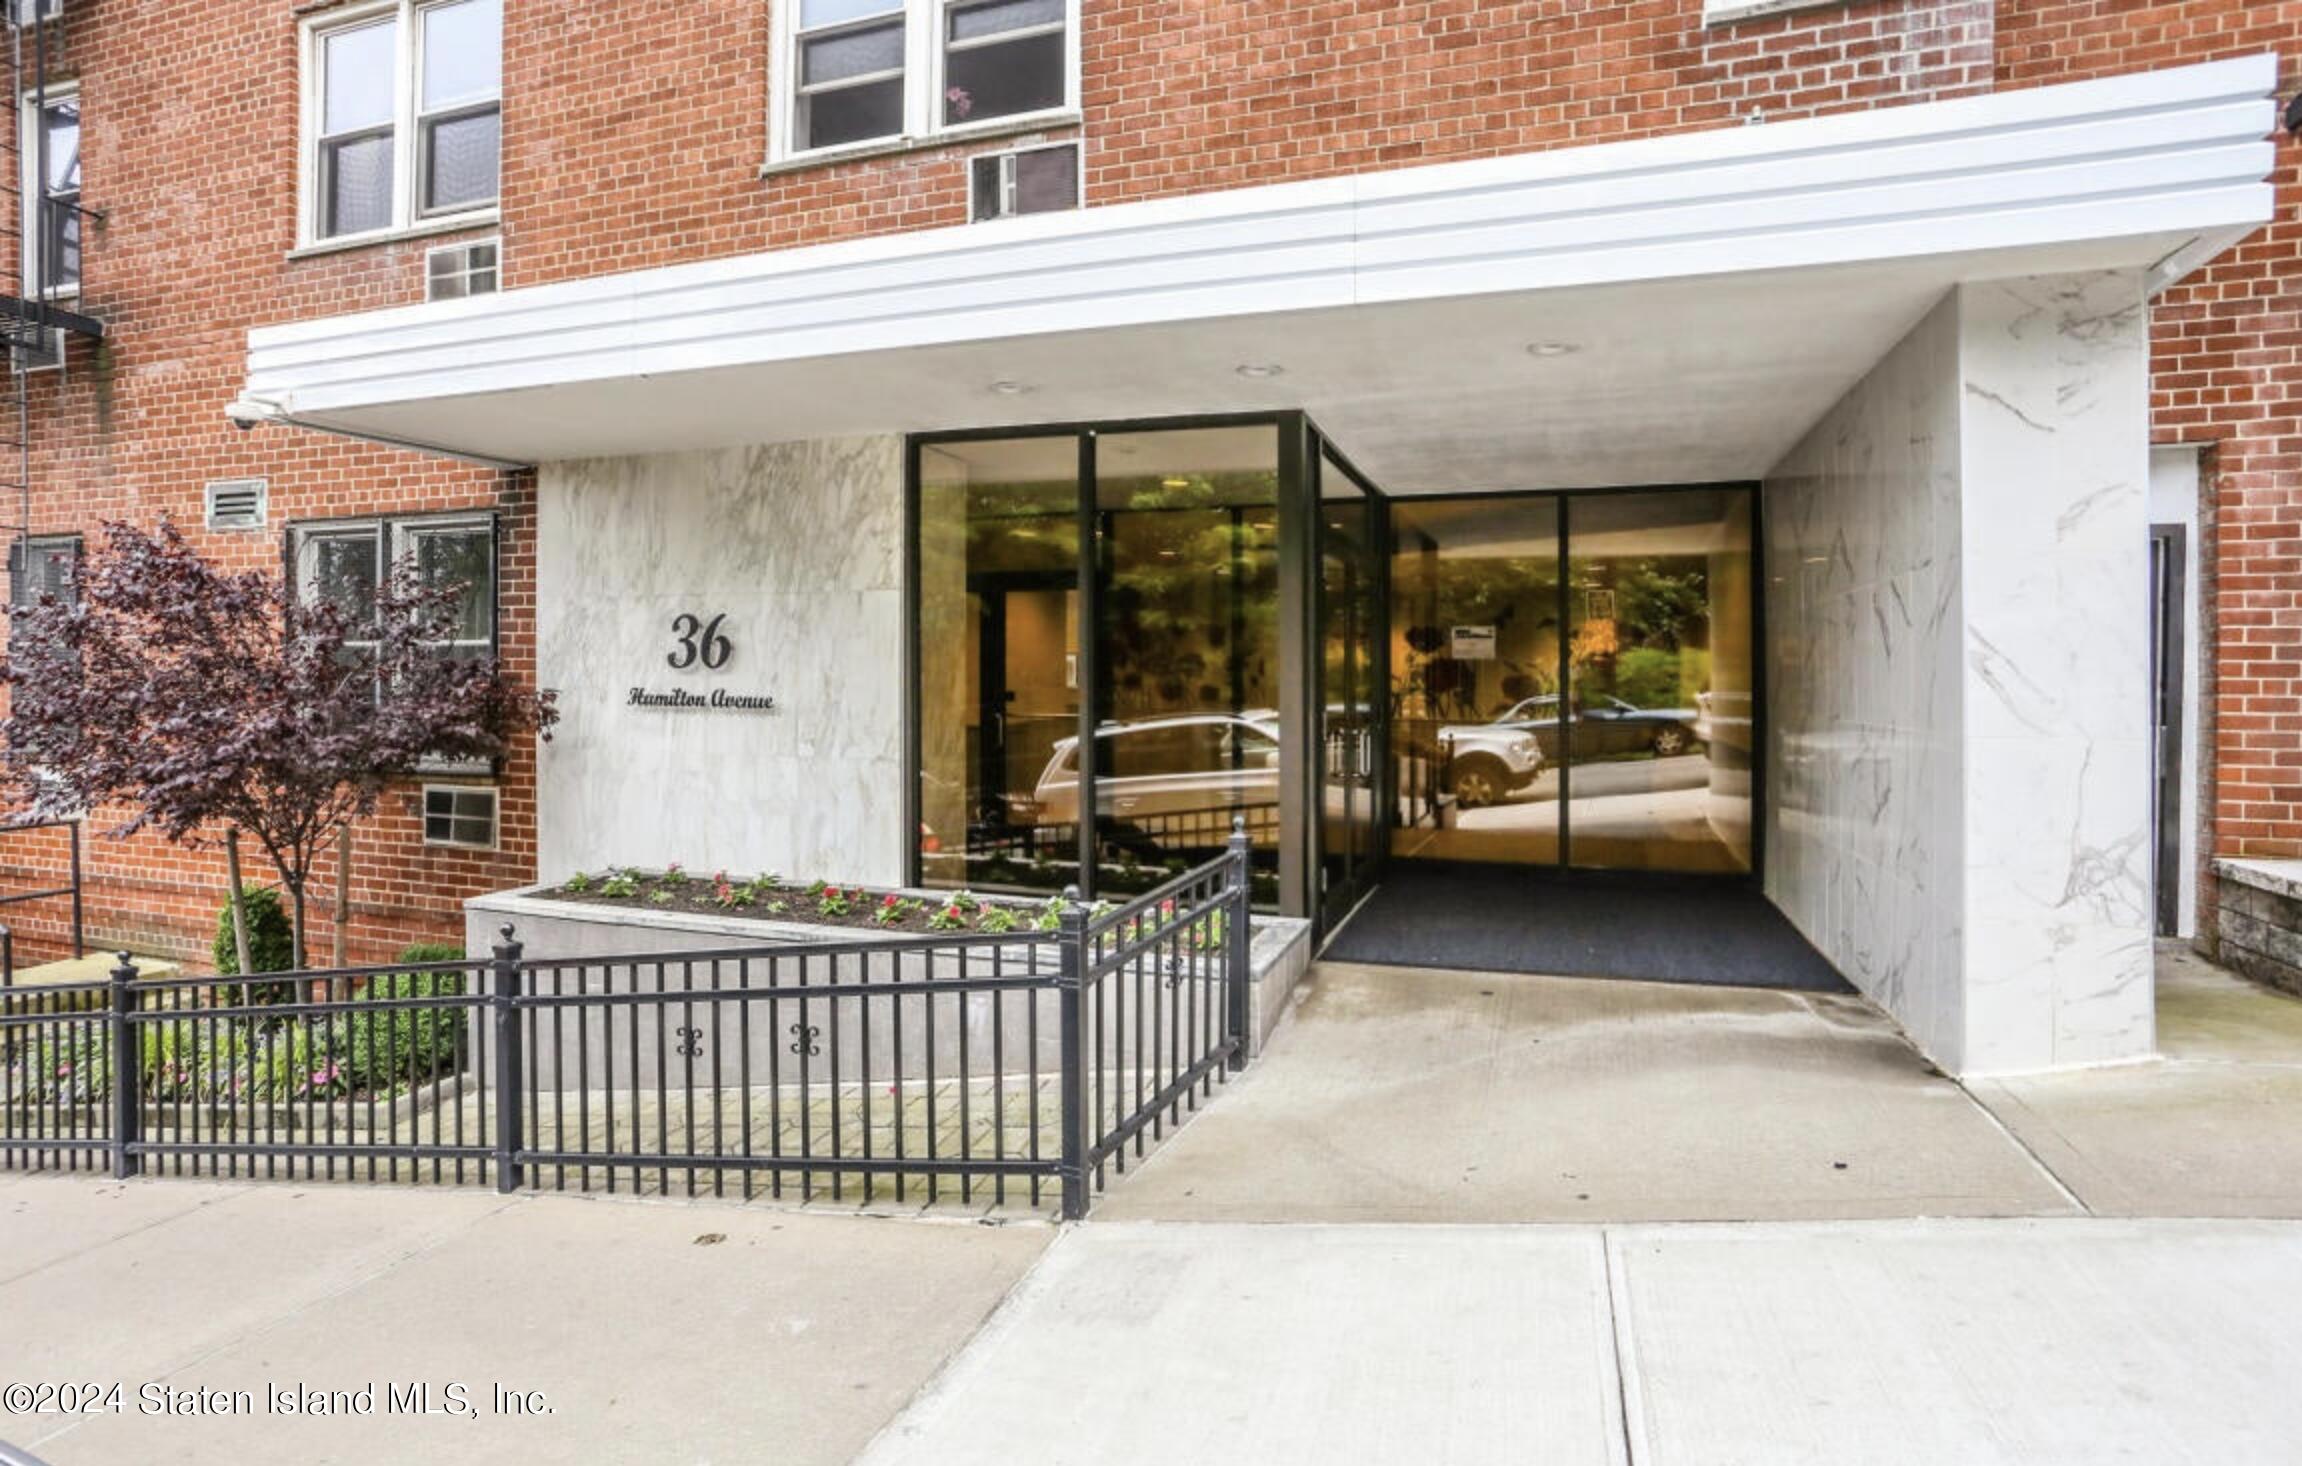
{"left": 535, "top": 867, "right": 1110, "bottom": 937}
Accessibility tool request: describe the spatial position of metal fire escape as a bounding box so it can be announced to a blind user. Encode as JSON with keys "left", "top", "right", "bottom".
{"left": 1, "top": 0, "right": 103, "bottom": 597}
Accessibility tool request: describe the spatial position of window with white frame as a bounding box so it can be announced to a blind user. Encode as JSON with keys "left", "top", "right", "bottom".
{"left": 304, "top": 0, "right": 501, "bottom": 244}
{"left": 778, "top": 0, "right": 1075, "bottom": 159}
{"left": 422, "top": 784, "right": 498, "bottom": 848}
{"left": 19, "top": 85, "right": 79, "bottom": 296}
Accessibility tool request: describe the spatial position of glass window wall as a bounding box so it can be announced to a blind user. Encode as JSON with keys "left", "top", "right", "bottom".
{"left": 915, "top": 436, "right": 1081, "bottom": 893}
{"left": 914, "top": 424, "right": 1281, "bottom": 907}
{"left": 1093, "top": 427, "right": 1281, "bottom": 902}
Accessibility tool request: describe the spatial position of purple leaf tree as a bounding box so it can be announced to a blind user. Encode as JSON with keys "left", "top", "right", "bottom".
{"left": 2, "top": 519, "right": 558, "bottom": 967}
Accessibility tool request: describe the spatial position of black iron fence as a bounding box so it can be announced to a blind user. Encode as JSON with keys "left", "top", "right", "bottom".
{"left": 0, "top": 828, "right": 1256, "bottom": 1218}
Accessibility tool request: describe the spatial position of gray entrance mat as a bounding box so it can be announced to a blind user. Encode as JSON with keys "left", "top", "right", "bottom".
{"left": 1323, "top": 862, "right": 1854, "bottom": 994}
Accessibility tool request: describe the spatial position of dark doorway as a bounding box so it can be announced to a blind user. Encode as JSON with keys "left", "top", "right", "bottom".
{"left": 1320, "top": 862, "right": 1850, "bottom": 993}
{"left": 2150, "top": 523, "right": 2187, "bottom": 938}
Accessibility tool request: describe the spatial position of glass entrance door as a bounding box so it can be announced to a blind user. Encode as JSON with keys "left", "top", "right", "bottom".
{"left": 1389, "top": 496, "right": 1564, "bottom": 865}
{"left": 1561, "top": 490, "right": 1755, "bottom": 874}
{"left": 1386, "top": 487, "right": 1755, "bottom": 877}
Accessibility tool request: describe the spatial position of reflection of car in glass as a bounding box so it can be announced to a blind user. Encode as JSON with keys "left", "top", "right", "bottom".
{"left": 1429, "top": 720, "right": 1545, "bottom": 809}
{"left": 1035, "top": 714, "right": 1281, "bottom": 849}
{"left": 1483, "top": 693, "right": 1703, "bottom": 763}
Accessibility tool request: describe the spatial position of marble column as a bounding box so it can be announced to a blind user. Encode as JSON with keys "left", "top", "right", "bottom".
{"left": 1956, "top": 273, "right": 2154, "bottom": 1071}
{"left": 1765, "top": 271, "right": 2154, "bottom": 1075}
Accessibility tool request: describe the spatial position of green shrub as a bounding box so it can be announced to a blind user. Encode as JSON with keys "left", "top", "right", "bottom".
{"left": 213, "top": 886, "right": 296, "bottom": 975}
{"left": 1607, "top": 647, "right": 1675, "bottom": 710}
{"left": 343, "top": 944, "right": 468, "bottom": 1092}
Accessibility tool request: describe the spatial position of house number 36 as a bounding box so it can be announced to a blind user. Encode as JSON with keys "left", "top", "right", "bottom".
{"left": 667, "top": 613, "right": 733, "bottom": 671}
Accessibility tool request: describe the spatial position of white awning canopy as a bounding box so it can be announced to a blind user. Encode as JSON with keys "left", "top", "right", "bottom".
{"left": 238, "top": 55, "right": 2279, "bottom": 492}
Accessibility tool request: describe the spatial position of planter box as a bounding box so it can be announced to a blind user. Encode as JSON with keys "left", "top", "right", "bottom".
{"left": 466, "top": 884, "right": 1309, "bottom": 1090}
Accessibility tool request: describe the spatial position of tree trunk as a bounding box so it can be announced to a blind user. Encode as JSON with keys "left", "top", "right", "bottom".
{"left": 286, "top": 875, "right": 307, "bottom": 975}
{"left": 224, "top": 828, "right": 254, "bottom": 979}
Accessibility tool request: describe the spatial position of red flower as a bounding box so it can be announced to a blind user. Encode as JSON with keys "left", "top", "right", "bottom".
{"left": 882, "top": 893, "right": 900, "bottom": 907}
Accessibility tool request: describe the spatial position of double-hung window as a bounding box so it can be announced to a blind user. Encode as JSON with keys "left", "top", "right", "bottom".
{"left": 304, "top": 0, "right": 501, "bottom": 245}
{"left": 18, "top": 85, "right": 78, "bottom": 297}
{"left": 777, "top": 0, "right": 1077, "bottom": 160}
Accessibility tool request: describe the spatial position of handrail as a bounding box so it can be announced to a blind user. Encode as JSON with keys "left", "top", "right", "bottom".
{"left": 0, "top": 816, "right": 83, "bottom": 983}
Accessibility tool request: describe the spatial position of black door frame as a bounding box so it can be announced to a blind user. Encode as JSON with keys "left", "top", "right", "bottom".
{"left": 1307, "top": 424, "right": 1392, "bottom": 930}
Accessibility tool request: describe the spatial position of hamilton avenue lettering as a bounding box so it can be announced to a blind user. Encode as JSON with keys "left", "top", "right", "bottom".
{"left": 627, "top": 687, "right": 778, "bottom": 712}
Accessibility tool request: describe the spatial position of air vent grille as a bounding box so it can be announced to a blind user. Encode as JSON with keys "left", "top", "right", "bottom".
{"left": 204, "top": 479, "right": 267, "bottom": 533}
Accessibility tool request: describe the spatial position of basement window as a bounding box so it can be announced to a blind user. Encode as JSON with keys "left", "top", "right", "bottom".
{"left": 423, "top": 784, "right": 498, "bottom": 849}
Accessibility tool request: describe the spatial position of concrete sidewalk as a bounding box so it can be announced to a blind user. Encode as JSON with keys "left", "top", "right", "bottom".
{"left": 0, "top": 1174, "right": 1047, "bottom": 1466}
{"left": 14, "top": 1178, "right": 2301, "bottom": 1466}
{"left": 9, "top": 948, "right": 2302, "bottom": 1464}
{"left": 1095, "top": 962, "right": 2079, "bottom": 1222}
{"left": 860, "top": 1218, "right": 2302, "bottom": 1466}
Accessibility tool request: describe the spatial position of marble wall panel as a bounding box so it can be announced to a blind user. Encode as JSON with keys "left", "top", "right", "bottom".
{"left": 535, "top": 437, "right": 909, "bottom": 885}
{"left": 1765, "top": 291, "right": 1968, "bottom": 1067}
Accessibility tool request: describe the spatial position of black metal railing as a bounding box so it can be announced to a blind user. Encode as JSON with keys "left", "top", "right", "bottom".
{"left": 0, "top": 826, "right": 1257, "bottom": 1218}
{"left": 966, "top": 801, "right": 1279, "bottom": 865}
{"left": 1073, "top": 847, "right": 1249, "bottom": 1206}
{"left": 0, "top": 816, "right": 84, "bottom": 984}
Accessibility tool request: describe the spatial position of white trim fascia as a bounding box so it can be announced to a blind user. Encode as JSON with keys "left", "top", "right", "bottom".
{"left": 247, "top": 55, "right": 2281, "bottom": 423}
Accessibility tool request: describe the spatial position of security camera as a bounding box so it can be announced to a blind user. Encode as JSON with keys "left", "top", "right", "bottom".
{"left": 224, "top": 396, "right": 284, "bottom": 431}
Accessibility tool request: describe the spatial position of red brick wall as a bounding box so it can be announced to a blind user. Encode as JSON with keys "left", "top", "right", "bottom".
{"left": 1, "top": 4, "right": 533, "bottom": 971}
{"left": 1999, "top": 1, "right": 2302, "bottom": 928}
{"left": 5, "top": 0, "right": 2296, "bottom": 969}
{"left": 494, "top": 0, "right": 1997, "bottom": 292}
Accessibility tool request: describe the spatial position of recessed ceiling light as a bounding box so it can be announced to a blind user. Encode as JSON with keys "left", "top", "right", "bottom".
{"left": 1235, "top": 363, "right": 1284, "bottom": 379}
{"left": 1526, "top": 342, "right": 1580, "bottom": 358}
{"left": 989, "top": 379, "right": 1035, "bottom": 396}
{"left": 1161, "top": 476, "right": 1191, "bottom": 489}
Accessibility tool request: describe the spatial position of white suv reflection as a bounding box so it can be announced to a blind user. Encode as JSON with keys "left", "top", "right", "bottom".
{"left": 1034, "top": 714, "right": 1281, "bottom": 839}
